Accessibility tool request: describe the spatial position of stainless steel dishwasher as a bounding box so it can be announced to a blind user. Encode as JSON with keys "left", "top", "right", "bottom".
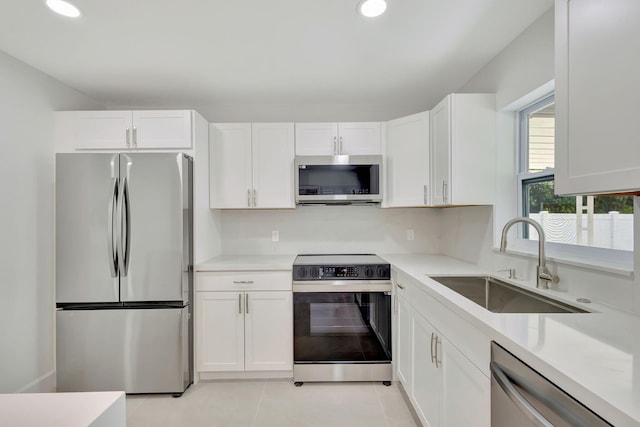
{"left": 490, "top": 342, "right": 611, "bottom": 426}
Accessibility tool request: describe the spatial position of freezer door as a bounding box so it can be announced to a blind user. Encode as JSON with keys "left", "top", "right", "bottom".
{"left": 56, "top": 307, "right": 191, "bottom": 394}
{"left": 119, "top": 153, "right": 191, "bottom": 302}
{"left": 56, "top": 153, "right": 120, "bottom": 303}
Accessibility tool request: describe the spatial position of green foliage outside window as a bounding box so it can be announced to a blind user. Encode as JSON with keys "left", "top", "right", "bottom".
{"left": 526, "top": 180, "right": 634, "bottom": 214}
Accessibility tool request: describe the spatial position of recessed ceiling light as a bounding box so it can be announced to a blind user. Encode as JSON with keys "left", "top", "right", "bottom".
{"left": 358, "top": 0, "right": 387, "bottom": 18}
{"left": 46, "top": 0, "right": 81, "bottom": 18}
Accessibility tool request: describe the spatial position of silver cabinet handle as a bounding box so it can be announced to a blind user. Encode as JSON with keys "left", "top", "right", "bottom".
{"left": 423, "top": 184, "right": 428, "bottom": 205}
{"left": 443, "top": 180, "right": 448, "bottom": 203}
{"left": 107, "top": 177, "right": 118, "bottom": 278}
{"left": 239, "top": 293, "right": 242, "bottom": 314}
{"left": 396, "top": 282, "right": 405, "bottom": 290}
{"left": 339, "top": 136, "right": 343, "bottom": 153}
{"left": 245, "top": 293, "right": 249, "bottom": 314}
{"left": 132, "top": 126, "right": 137, "bottom": 148}
{"left": 253, "top": 189, "right": 257, "bottom": 207}
{"left": 490, "top": 362, "right": 553, "bottom": 427}
{"left": 233, "top": 280, "right": 254, "bottom": 284}
{"left": 333, "top": 136, "right": 337, "bottom": 155}
{"left": 125, "top": 127, "right": 130, "bottom": 148}
{"left": 430, "top": 333, "right": 436, "bottom": 364}
{"left": 247, "top": 189, "right": 251, "bottom": 207}
{"left": 434, "top": 336, "right": 441, "bottom": 368}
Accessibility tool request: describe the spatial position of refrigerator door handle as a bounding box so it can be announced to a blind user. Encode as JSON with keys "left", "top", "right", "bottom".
{"left": 117, "top": 177, "right": 131, "bottom": 276}
{"left": 107, "top": 177, "right": 119, "bottom": 277}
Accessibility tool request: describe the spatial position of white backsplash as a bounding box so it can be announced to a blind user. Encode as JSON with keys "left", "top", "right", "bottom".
{"left": 220, "top": 205, "right": 441, "bottom": 255}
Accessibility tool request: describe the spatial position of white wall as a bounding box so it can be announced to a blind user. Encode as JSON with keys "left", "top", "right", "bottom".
{"left": 0, "top": 50, "right": 101, "bottom": 393}
{"left": 220, "top": 206, "right": 441, "bottom": 256}
{"left": 443, "top": 9, "right": 639, "bottom": 313}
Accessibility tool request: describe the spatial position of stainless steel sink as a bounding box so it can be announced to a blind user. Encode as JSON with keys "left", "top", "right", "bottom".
{"left": 429, "top": 276, "right": 588, "bottom": 313}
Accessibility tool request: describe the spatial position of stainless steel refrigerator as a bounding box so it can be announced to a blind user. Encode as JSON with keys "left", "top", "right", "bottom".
{"left": 55, "top": 152, "right": 193, "bottom": 396}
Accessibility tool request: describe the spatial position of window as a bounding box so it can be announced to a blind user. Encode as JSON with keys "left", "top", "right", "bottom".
{"left": 518, "top": 95, "right": 633, "bottom": 251}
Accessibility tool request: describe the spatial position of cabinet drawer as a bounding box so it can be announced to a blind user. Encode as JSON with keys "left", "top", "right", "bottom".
{"left": 196, "top": 271, "right": 292, "bottom": 291}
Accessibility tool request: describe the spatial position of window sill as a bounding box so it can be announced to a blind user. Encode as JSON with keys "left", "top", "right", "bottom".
{"left": 492, "top": 242, "right": 634, "bottom": 278}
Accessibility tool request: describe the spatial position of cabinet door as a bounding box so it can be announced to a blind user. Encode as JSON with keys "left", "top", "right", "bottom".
{"left": 244, "top": 291, "right": 293, "bottom": 371}
{"left": 73, "top": 111, "right": 132, "bottom": 149}
{"left": 441, "top": 337, "right": 490, "bottom": 427}
{"left": 555, "top": 0, "right": 640, "bottom": 195}
{"left": 395, "top": 290, "right": 412, "bottom": 387}
{"left": 210, "top": 123, "right": 253, "bottom": 208}
{"left": 295, "top": 123, "right": 337, "bottom": 155}
{"left": 196, "top": 291, "right": 244, "bottom": 372}
{"left": 430, "top": 96, "right": 451, "bottom": 206}
{"left": 411, "top": 312, "right": 440, "bottom": 427}
{"left": 251, "top": 123, "right": 295, "bottom": 208}
{"left": 338, "top": 122, "right": 382, "bottom": 155}
{"left": 385, "top": 112, "right": 430, "bottom": 207}
{"left": 132, "top": 110, "right": 192, "bottom": 149}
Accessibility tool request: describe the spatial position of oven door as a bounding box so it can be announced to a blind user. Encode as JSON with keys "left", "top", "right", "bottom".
{"left": 293, "top": 288, "right": 392, "bottom": 364}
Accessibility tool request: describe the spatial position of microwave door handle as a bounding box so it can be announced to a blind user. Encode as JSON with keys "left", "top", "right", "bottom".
{"left": 490, "top": 362, "right": 553, "bottom": 427}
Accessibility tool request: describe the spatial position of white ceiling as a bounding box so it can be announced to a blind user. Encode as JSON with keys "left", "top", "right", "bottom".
{"left": 0, "top": 0, "right": 553, "bottom": 111}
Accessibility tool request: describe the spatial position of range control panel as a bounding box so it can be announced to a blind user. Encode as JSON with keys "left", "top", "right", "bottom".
{"left": 292, "top": 263, "right": 391, "bottom": 281}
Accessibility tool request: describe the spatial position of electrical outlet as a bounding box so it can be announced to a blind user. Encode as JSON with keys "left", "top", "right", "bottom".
{"left": 272, "top": 230, "right": 279, "bottom": 242}
{"left": 407, "top": 229, "right": 414, "bottom": 241}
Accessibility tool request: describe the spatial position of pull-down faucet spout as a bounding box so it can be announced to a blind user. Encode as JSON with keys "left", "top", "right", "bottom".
{"left": 499, "top": 217, "right": 559, "bottom": 289}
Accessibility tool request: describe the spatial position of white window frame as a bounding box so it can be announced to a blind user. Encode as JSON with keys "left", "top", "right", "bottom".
{"left": 513, "top": 94, "right": 633, "bottom": 274}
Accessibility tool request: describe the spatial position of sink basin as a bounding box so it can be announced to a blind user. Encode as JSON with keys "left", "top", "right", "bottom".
{"left": 429, "top": 276, "right": 588, "bottom": 314}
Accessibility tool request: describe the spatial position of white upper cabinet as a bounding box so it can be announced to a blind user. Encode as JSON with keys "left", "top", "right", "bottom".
{"left": 210, "top": 122, "right": 295, "bottom": 209}
{"left": 384, "top": 112, "right": 430, "bottom": 207}
{"left": 337, "top": 122, "right": 382, "bottom": 154}
{"left": 252, "top": 123, "right": 296, "bottom": 209}
{"left": 56, "top": 110, "right": 192, "bottom": 150}
{"left": 131, "top": 110, "right": 192, "bottom": 149}
{"left": 429, "top": 94, "right": 496, "bottom": 206}
{"left": 294, "top": 123, "right": 337, "bottom": 155}
{"left": 295, "top": 122, "right": 381, "bottom": 155}
{"left": 555, "top": 0, "right": 640, "bottom": 195}
{"left": 210, "top": 123, "right": 253, "bottom": 209}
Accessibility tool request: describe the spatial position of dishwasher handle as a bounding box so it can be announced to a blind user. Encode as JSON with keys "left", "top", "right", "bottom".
{"left": 490, "top": 362, "right": 553, "bottom": 427}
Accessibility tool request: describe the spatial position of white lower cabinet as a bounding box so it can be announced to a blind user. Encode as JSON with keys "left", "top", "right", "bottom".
{"left": 393, "top": 271, "right": 490, "bottom": 427}
{"left": 395, "top": 286, "right": 412, "bottom": 386}
{"left": 411, "top": 312, "right": 441, "bottom": 427}
{"left": 440, "top": 337, "right": 490, "bottom": 427}
{"left": 197, "top": 290, "right": 293, "bottom": 372}
{"left": 196, "top": 271, "right": 293, "bottom": 374}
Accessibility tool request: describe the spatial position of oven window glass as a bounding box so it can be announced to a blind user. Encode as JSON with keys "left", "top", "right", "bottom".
{"left": 297, "top": 165, "right": 380, "bottom": 196}
{"left": 294, "top": 292, "right": 391, "bottom": 363}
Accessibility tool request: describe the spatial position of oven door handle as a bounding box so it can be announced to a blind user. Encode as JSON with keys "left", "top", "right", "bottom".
{"left": 293, "top": 283, "right": 392, "bottom": 293}
{"left": 490, "top": 362, "right": 553, "bottom": 427}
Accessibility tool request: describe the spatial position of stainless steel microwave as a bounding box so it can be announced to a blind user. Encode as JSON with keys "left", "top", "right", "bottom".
{"left": 294, "top": 155, "right": 383, "bottom": 205}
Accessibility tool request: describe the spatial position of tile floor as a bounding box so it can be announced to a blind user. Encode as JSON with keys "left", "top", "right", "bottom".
{"left": 127, "top": 380, "right": 418, "bottom": 427}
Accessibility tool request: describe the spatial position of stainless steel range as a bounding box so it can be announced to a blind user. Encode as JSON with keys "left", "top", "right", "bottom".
{"left": 292, "top": 254, "right": 392, "bottom": 386}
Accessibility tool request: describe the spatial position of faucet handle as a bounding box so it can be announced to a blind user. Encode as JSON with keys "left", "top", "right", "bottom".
{"left": 538, "top": 266, "right": 560, "bottom": 289}
{"left": 497, "top": 268, "right": 516, "bottom": 279}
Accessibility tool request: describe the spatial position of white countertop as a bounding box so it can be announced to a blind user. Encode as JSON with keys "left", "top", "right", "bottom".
{"left": 381, "top": 254, "right": 640, "bottom": 427}
{"left": 0, "top": 391, "right": 125, "bottom": 427}
{"left": 196, "top": 254, "right": 297, "bottom": 271}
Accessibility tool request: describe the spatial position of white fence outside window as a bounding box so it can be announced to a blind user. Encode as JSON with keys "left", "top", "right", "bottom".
{"left": 528, "top": 211, "right": 633, "bottom": 251}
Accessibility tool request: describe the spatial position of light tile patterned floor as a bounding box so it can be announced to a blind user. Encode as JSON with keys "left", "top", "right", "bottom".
{"left": 127, "top": 381, "right": 418, "bottom": 427}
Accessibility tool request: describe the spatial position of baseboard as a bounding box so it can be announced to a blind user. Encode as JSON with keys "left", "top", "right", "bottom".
{"left": 198, "top": 371, "right": 293, "bottom": 381}
{"left": 397, "top": 381, "right": 423, "bottom": 427}
{"left": 15, "top": 370, "right": 56, "bottom": 393}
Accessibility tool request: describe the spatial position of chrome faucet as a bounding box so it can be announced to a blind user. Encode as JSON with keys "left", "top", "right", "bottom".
{"left": 499, "top": 217, "right": 559, "bottom": 289}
